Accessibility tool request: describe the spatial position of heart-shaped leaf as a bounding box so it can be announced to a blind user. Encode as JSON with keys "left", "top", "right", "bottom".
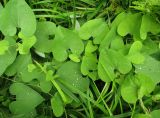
{"left": 9, "top": 83, "right": 44, "bottom": 116}
{"left": 117, "top": 13, "right": 142, "bottom": 40}
{"left": 0, "top": 0, "right": 36, "bottom": 36}
{"left": 79, "top": 19, "right": 108, "bottom": 40}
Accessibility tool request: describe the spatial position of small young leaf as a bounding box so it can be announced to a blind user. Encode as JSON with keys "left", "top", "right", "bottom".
{"left": 18, "top": 32, "right": 36, "bottom": 54}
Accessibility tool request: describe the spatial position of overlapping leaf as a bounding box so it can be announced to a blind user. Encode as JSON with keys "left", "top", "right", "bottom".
{"left": 81, "top": 41, "right": 98, "bottom": 80}
{"left": 5, "top": 54, "right": 52, "bottom": 93}
{"left": 98, "top": 49, "right": 132, "bottom": 82}
{"left": 121, "top": 74, "right": 155, "bottom": 103}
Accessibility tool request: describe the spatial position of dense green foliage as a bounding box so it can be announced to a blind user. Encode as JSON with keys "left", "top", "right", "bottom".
{"left": 0, "top": 0, "right": 160, "bottom": 118}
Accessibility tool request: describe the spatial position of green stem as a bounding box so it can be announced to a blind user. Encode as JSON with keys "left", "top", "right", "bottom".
{"left": 131, "top": 103, "right": 136, "bottom": 118}
{"left": 139, "top": 99, "right": 149, "bottom": 114}
{"left": 51, "top": 79, "right": 67, "bottom": 103}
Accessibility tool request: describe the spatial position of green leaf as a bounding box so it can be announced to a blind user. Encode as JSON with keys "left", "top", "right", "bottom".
{"left": 110, "top": 36, "right": 124, "bottom": 50}
{"left": 81, "top": 53, "right": 97, "bottom": 76}
{"left": 79, "top": 19, "right": 108, "bottom": 40}
{"left": 51, "top": 92, "right": 64, "bottom": 117}
{"left": 140, "top": 14, "right": 160, "bottom": 40}
{"left": 34, "top": 21, "right": 56, "bottom": 53}
{"left": 46, "top": 70, "right": 54, "bottom": 81}
{"left": 151, "top": 109, "right": 160, "bottom": 118}
{"left": 121, "top": 74, "right": 155, "bottom": 103}
{"left": 136, "top": 74, "right": 155, "bottom": 99}
{"left": 135, "top": 56, "right": 160, "bottom": 84}
{"left": 57, "top": 61, "right": 89, "bottom": 93}
{"left": 52, "top": 26, "right": 84, "bottom": 62}
{"left": 133, "top": 114, "right": 151, "bottom": 118}
{"left": 0, "top": 0, "right": 36, "bottom": 36}
{"left": 39, "top": 80, "right": 52, "bottom": 93}
{"left": 0, "top": 37, "right": 17, "bottom": 76}
{"left": 69, "top": 54, "right": 80, "bottom": 63}
{"left": 121, "top": 75, "right": 138, "bottom": 104}
{"left": 9, "top": 83, "right": 44, "bottom": 116}
{"left": 85, "top": 40, "right": 98, "bottom": 53}
{"left": 0, "top": 40, "right": 9, "bottom": 55}
{"left": 117, "top": 13, "right": 142, "bottom": 40}
{"left": 5, "top": 54, "right": 32, "bottom": 76}
{"left": 127, "top": 41, "right": 145, "bottom": 64}
{"left": 98, "top": 49, "right": 115, "bottom": 82}
{"left": 28, "top": 64, "right": 36, "bottom": 72}
{"left": 18, "top": 32, "right": 36, "bottom": 54}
